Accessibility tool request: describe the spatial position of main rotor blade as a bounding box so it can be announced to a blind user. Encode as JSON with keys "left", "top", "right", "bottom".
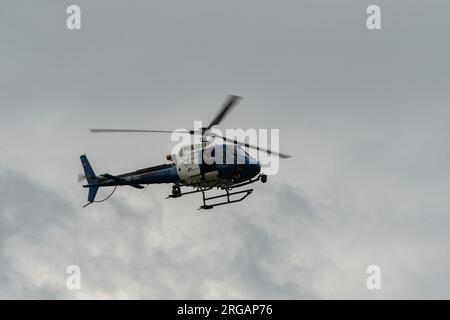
{"left": 206, "top": 95, "right": 242, "bottom": 130}
{"left": 90, "top": 129, "right": 193, "bottom": 134}
{"left": 208, "top": 133, "right": 291, "bottom": 159}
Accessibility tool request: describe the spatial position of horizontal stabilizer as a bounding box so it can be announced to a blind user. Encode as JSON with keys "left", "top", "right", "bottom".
{"left": 101, "top": 174, "right": 145, "bottom": 189}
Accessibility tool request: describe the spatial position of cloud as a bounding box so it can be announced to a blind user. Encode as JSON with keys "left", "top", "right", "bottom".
{"left": 2, "top": 167, "right": 450, "bottom": 299}
{"left": 0, "top": 169, "right": 314, "bottom": 299}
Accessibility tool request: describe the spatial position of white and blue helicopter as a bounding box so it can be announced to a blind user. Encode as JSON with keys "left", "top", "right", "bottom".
{"left": 80, "top": 95, "right": 290, "bottom": 210}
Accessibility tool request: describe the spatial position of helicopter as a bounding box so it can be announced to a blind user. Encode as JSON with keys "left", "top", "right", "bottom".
{"left": 80, "top": 95, "right": 291, "bottom": 210}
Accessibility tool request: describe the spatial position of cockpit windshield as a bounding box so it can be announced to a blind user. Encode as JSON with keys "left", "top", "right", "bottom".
{"left": 222, "top": 144, "right": 249, "bottom": 164}
{"left": 198, "top": 144, "right": 255, "bottom": 165}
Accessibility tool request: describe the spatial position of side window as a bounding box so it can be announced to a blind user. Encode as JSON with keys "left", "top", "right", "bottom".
{"left": 224, "top": 145, "right": 236, "bottom": 164}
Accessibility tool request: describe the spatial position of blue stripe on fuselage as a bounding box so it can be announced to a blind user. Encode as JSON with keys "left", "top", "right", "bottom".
{"left": 139, "top": 165, "right": 180, "bottom": 184}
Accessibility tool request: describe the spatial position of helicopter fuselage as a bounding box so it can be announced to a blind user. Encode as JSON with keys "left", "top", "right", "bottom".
{"left": 84, "top": 144, "right": 261, "bottom": 190}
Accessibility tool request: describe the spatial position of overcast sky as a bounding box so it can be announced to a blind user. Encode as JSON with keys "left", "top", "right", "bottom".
{"left": 1, "top": 0, "right": 450, "bottom": 299}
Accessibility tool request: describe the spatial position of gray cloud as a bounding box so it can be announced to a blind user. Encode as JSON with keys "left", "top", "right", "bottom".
{"left": 2, "top": 167, "right": 450, "bottom": 299}
{"left": 0, "top": 169, "right": 314, "bottom": 299}
{"left": 1, "top": 0, "right": 450, "bottom": 299}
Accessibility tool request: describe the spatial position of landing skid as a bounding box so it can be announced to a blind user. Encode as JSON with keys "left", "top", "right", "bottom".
{"left": 198, "top": 188, "right": 253, "bottom": 210}
{"left": 167, "top": 174, "right": 266, "bottom": 210}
